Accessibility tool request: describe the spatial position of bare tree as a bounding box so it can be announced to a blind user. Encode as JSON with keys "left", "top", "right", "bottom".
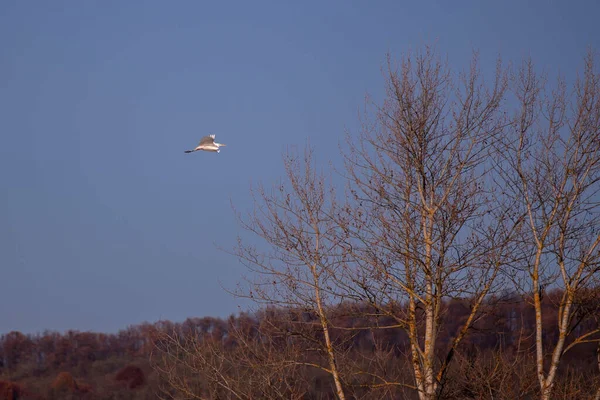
{"left": 596, "top": 341, "right": 600, "bottom": 400}
{"left": 152, "top": 314, "right": 312, "bottom": 399}
{"left": 499, "top": 51, "right": 600, "bottom": 400}
{"left": 338, "top": 46, "right": 514, "bottom": 400}
{"left": 232, "top": 146, "right": 348, "bottom": 399}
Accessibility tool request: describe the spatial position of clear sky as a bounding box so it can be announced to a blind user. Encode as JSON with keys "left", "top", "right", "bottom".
{"left": 1, "top": 0, "right": 599, "bottom": 334}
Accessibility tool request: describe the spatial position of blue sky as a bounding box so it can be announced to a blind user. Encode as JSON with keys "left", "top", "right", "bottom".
{"left": 1, "top": 0, "right": 599, "bottom": 334}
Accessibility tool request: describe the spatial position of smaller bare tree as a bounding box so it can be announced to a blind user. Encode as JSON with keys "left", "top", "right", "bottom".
{"left": 232, "top": 146, "right": 348, "bottom": 399}
{"left": 500, "top": 51, "right": 600, "bottom": 400}
{"left": 152, "top": 314, "right": 311, "bottom": 399}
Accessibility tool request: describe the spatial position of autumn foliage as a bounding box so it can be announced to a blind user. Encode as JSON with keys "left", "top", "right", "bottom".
{"left": 0, "top": 380, "right": 43, "bottom": 400}
{"left": 0, "top": 380, "right": 23, "bottom": 400}
{"left": 50, "top": 372, "right": 77, "bottom": 392}
{"left": 115, "top": 365, "right": 145, "bottom": 389}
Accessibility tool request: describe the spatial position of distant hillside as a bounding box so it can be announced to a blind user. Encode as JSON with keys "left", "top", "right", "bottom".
{"left": 1, "top": 289, "right": 599, "bottom": 399}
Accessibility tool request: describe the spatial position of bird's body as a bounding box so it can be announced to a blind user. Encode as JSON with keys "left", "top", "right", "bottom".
{"left": 184, "top": 134, "right": 226, "bottom": 154}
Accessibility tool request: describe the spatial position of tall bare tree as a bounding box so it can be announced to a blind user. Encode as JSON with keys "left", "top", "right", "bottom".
{"left": 499, "top": 51, "right": 600, "bottom": 400}
{"left": 338, "top": 47, "right": 515, "bottom": 400}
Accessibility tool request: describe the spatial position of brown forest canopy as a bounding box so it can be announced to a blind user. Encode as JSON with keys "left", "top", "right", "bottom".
{"left": 0, "top": 289, "right": 598, "bottom": 399}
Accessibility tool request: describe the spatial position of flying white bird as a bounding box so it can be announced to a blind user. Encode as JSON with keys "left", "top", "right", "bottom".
{"left": 184, "top": 134, "right": 226, "bottom": 154}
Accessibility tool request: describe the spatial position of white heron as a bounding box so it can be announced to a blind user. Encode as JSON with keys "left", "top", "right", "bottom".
{"left": 184, "top": 134, "right": 227, "bottom": 154}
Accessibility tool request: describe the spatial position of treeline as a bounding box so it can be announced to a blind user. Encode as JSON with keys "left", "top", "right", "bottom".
{"left": 1, "top": 289, "right": 598, "bottom": 399}
{"left": 0, "top": 322, "right": 159, "bottom": 399}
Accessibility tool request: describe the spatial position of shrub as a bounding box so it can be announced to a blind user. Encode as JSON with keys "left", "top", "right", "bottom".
{"left": 115, "top": 365, "right": 145, "bottom": 389}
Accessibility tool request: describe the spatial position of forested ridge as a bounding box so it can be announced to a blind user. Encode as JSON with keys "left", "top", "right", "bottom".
{"left": 1, "top": 289, "right": 598, "bottom": 399}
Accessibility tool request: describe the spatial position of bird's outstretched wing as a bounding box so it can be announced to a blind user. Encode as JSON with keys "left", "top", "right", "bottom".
{"left": 198, "top": 134, "right": 215, "bottom": 146}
